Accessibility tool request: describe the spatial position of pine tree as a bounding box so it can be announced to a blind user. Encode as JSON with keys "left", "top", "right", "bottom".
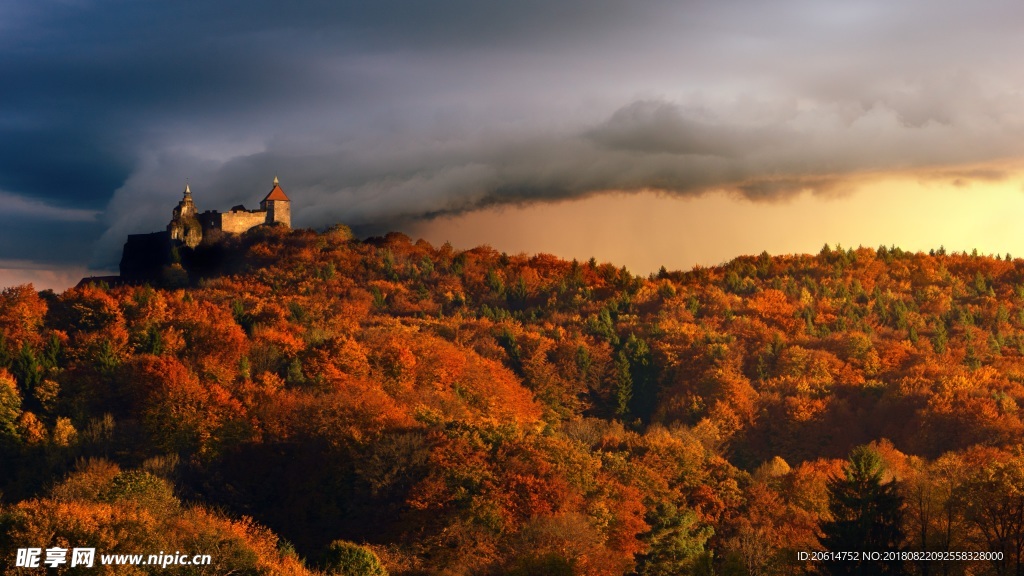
{"left": 819, "top": 446, "right": 905, "bottom": 575}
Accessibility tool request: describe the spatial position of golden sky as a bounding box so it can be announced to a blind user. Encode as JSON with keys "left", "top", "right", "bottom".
{"left": 411, "top": 164, "right": 1024, "bottom": 275}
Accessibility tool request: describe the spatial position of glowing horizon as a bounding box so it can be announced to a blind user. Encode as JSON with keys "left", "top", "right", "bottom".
{"left": 410, "top": 162, "right": 1024, "bottom": 275}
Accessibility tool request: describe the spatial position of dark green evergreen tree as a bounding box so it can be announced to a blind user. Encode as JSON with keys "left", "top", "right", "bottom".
{"left": 819, "top": 446, "right": 905, "bottom": 575}
{"left": 613, "top": 349, "right": 633, "bottom": 418}
{"left": 634, "top": 503, "right": 714, "bottom": 576}
{"left": 622, "top": 333, "right": 656, "bottom": 421}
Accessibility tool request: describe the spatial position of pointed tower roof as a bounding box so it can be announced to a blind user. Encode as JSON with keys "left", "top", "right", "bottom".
{"left": 263, "top": 176, "right": 290, "bottom": 202}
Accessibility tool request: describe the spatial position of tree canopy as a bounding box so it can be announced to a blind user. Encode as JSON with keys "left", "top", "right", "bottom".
{"left": 1, "top": 231, "right": 1023, "bottom": 574}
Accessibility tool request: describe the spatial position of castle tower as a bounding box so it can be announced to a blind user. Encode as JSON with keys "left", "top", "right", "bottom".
{"left": 168, "top": 183, "right": 203, "bottom": 247}
{"left": 173, "top": 183, "right": 197, "bottom": 219}
{"left": 260, "top": 176, "right": 291, "bottom": 228}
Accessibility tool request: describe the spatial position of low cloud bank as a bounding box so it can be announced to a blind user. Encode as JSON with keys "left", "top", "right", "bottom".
{"left": 95, "top": 91, "right": 1024, "bottom": 266}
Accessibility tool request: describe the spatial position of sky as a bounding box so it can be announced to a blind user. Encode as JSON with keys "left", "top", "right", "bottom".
{"left": 4, "top": 0, "right": 1024, "bottom": 290}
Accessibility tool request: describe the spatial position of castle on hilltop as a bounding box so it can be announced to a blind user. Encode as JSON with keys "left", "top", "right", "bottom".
{"left": 168, "top": 177, "right": 291, "bottom": 247}
{"left": 117, "top": 178, "right": 292, "bottom": 282}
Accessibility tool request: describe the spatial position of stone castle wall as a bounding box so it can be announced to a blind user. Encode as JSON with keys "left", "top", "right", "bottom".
{"left": 197, "top": 209, "right": 270, "bottom": 235}
{"left": 196, "top": 211, "right": 221, "bottom": 231}
{"left": 220, "top": 210, "right": 269, "bottom": 234}
{"left": 121, "top": 232, "right": 173, "bottom": 279}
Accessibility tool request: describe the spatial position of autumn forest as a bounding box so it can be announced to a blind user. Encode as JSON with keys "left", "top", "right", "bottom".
{"left": 4, "top": 225, "right": 1024, "bottom": 575}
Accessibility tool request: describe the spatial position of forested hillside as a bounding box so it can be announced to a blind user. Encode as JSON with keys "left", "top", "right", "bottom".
{"left": 3, "top": 225, "right": 1024, "bottom": 575}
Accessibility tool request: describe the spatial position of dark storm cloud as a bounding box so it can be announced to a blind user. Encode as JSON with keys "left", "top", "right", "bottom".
{"left": 586, "top": 101, "right": 779, "bottom": 157}
{"left": 0, "top": 0, "right": 660, "bottom": 208}
{"left": 0, "top": 217, "right": 105, "bottom": 264}
{"left": 4, "top": 0, "right": 1024, "bottom": 271}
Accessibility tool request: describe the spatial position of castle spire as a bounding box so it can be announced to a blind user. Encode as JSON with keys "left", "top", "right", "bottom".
{"left": 273, "top": 175, "right": 279, "bottom": 186}
{"left": 184, "top": 183, "right": 191, "bottom": 197}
